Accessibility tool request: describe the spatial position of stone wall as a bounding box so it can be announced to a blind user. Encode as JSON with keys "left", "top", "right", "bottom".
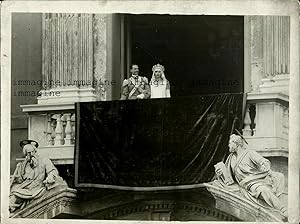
{"left": 11, "top": 13, "right": 43, "bottom": 173}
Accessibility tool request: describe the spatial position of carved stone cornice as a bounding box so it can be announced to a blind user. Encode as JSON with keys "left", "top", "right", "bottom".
{"left": 90, "top": 200, "right": 237, "bottom": 221}
{"left": 204, "top": 183, "right": 286, "bottom": 222}
{"left": 10, "top": 187, "right": 78, "bottom": 219}
{"left": 10, "top": 184, "right": 286, "bottom": 221}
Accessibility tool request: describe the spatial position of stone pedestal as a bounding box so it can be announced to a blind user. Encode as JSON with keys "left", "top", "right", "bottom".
{"left": 259, "top": 74, "right": 289, "bottom": 95}
{"left": 243, "top": 93, "right": 289, "bottom": 158}
{"left": 38, "top": 87, "right": 96, "bottom": 104}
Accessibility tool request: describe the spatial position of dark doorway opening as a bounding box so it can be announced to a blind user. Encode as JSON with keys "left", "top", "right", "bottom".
{"left": 128, "top": 14, "right": 244, "bottom": 96}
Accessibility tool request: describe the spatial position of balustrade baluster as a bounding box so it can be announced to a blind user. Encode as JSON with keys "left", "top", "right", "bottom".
{"left": 54, "top": 114, "right": 63, "bottom": 146}
{"left": 282, "top": 108, "right": 289, "bottom": 138}
{"left": 243, "top": 104, "right": 252, "bottom": 136}
{"left": 249, "top": 104, "right": 256, "bottom": 136}
{"left": 61, "top": 114, "right": 67, "bottom": 145}
{"left": 51, "top": 118, "right": 56, "bottom": 145}
{"left": 71, "top": 114, "right": 76, "bottom": 144}
{"left": 46, "top": 114, "right": 53, "bottom": 146}
{"left": 65, "top": 113, "right": 72, "bottom": 145}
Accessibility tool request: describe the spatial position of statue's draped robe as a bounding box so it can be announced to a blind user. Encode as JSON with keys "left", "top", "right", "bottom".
{"left": 221, "top": 149, "right": 285, "bottom": 209}
{"left": 10, "top": 155, "right": 62, "bottom": 210}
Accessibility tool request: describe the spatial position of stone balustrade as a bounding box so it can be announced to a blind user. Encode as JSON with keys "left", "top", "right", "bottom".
{"left": 242, "top": 92, "right": 289, "bottom": 157}
{"left": 21, "top": 103, "right": 76, "bottom": 164}
{"left": 45, "top": 113, "right": 76, "bottom": 146}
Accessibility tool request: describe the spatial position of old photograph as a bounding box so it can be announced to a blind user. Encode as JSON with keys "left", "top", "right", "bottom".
{"left": 1, "top": 0, "right": 299, "bottom": 223}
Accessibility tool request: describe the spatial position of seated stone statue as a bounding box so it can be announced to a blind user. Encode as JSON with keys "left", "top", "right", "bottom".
{"left": 9, "top": 140, "right": 67, "bottom": 213}
{"left": 213, "top": 134, "right": 287, "bottom": 216}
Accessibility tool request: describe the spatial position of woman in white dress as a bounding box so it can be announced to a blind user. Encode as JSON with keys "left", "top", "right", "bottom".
{"left": 150, "top": 64, "right": 171, "bottom": 99}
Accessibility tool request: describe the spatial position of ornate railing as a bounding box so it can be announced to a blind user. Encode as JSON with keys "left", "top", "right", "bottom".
{"left": 21, "top": 103, "right": 75, "bottom": 164}
{"left": 45, "top": 113, "right": 76, "bottom": 146}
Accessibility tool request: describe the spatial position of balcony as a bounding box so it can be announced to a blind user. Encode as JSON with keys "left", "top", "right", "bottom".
{"left": 20, "top": 91, "right": 289, "bottom": 166}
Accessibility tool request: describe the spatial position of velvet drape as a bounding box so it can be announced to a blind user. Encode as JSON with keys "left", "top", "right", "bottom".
{"left": 75, "top": 93, "right": 244, "bottom": 189}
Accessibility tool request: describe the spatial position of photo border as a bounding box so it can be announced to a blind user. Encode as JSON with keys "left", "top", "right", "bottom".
{"left": 1, "top": 0, "right": 299, "bottom": 223}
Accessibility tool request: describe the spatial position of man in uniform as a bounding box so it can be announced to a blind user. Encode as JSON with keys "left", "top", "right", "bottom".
{"left": 120, "top": 64, "right": 150, "bottom": 100}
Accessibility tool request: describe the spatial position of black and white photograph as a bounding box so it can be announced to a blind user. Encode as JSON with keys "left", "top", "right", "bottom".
{"left": 1, "top": 0, "right": 299, "bottom": 223}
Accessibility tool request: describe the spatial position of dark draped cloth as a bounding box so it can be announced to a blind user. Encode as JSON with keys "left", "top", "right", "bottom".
{"left": 75, "top": 93, "right": 244, "bottom": 190}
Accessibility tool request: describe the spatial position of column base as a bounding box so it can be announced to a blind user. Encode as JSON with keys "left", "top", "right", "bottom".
{"left": 37, "top": 87, "right": 97, "bottom": 104}
{"left": 259, "top": 74, "right": 289, "bottom": 95}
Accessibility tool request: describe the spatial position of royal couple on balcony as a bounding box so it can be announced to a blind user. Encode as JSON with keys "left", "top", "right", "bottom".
{"left": 120, "top": 63, "right": 171, "bottom": 100}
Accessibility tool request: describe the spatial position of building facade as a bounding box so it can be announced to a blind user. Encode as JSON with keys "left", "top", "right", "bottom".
{"left": 10, "top": 13, "right": 290, "bottom": 221}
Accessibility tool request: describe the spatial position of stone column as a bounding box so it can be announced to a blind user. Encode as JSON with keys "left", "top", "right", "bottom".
{"left": 39, "top": 13, "right": 107, "bottom": 104}
{"left": 243, "top": 16, "right": 290, "bottom": 159}
{"left": 263, "top": 16, "right": 290, "bottom": 77}
{"left": 248, "top": 16, "right": 264, "bottom": 92}
{"left": 93, "top": 14, "right": 107, "bottom": 101}
{"left": 249, "top": 16, "right": 290, "bottom": 95}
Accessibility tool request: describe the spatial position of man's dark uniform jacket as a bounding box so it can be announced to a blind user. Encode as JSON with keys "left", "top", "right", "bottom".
{"left": 120, "top": 76, "right": 150, "bottom": 100}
